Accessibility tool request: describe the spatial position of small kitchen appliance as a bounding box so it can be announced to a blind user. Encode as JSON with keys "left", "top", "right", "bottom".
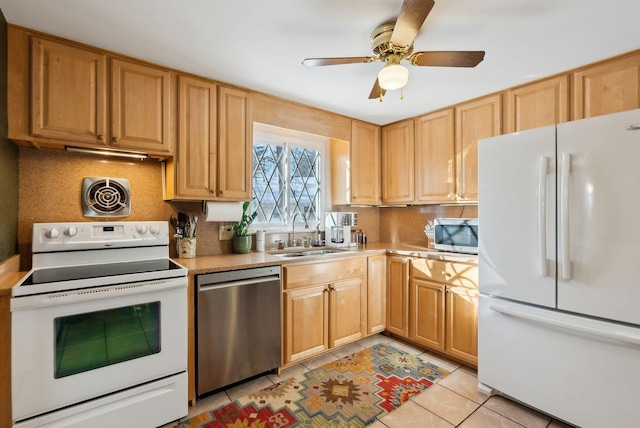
{"left": 433, "top": 218, "right": 478, "bottom": 254}
{"left": 325, "top": 212, "right": 357, "bottom": 248}
{"left": 11, "top": 221, "right": 188, "bottom": 428}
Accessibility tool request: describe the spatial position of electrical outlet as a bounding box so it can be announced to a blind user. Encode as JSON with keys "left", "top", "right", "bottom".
{"left": 219, "top": 225, "right": 234, "bottom": 240}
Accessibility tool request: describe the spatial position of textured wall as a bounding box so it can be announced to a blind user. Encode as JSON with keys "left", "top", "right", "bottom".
{"left": 0, "top": 9, "right": 18, "bottom": 263}
{"left": 379, "top": 204, "right": 478, "bottom": 245}
{"left": 17, "top": 147, "right": 236, "bottom": 269}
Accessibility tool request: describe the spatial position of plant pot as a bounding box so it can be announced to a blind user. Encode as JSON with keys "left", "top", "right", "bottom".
{"left": 232, "top": 235, "right": 252, "bottom": 254}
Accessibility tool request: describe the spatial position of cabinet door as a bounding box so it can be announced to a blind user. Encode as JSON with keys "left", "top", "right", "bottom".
{"left": 351, "top": 120, "right": 381, "bottom": 205}
{"left": 31, "top": 37, "right": 107, "bottom": 145}
{"left": 505, "top": 75, "right": 569, "bottom": 133}
{"left": 283, "top": 285, "right": 329, "bottom": 364}
{"left": 415, "top": 109, "right": 455, "bottom": 203}
{"left": 329, "top": 277, "right": 365, "bottom": 348}
{"left": 381, "top": 119, "right": 414, "bottom": 204}
{"left": 367, "top": 255, "right": 386, "bottom": 334}
{"left": 217, "top": 86, "right": 253, "bottom": 200}
{"left": 572, "top": 52, "right": 640, "bottom": 120}
{"left": 111, "top": 58, "right": 171, "bottom": 152}
{"left": 386, "top": 256, "right": 410, "bottom": 337}
{"left": 455, "top": 94, "right": 502, "bottom": 201}
{"left": 409, "top": 277, "right": 445, "bottom": 351}
{"left": 445, "top": 285, "right": 479, "bottom": 366}
{"left": 176, "top": 76, "right": 217, "bottom": 199}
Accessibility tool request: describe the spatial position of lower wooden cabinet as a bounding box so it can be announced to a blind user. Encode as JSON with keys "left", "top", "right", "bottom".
{"left": 282, "top": 257, "right": 366, "bottom": 365}
{"left": 386, "top": 256, "right": 410, "bottom": 337}
{"left": 283, "top": 284, "right": 329, "bottom": 363}
{"left": 387, "top": 257, "right": 479, "bottom": 366}
{"left": 409, "top": 277, "right": 445, "bottom": 352}
{"left": 367, "top": 254, "right": 386, "bottom": 335}
{"left": 445, "top": 284, "right": 479, "bottom": 364}
{"left": 410, "top": 258, "right": 479, "bottom": 366}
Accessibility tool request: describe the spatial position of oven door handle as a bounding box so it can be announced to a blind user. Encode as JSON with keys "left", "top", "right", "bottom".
{"left": 10, "top": 277, "right": 186, "bottom": 311}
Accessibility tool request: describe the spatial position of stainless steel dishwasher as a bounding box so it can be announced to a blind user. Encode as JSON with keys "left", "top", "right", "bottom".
{"left": 196, "top": 266, "right": 281, "bottom": 397}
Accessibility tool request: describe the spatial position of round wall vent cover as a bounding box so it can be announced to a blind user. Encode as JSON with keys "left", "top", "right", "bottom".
{"left": 82, "top": 177, "right": 131, "bottom": 217}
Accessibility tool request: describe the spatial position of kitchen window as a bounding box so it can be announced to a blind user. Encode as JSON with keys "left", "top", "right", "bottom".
{"left": 251, "top": 124, "right": 328, "bottom": 230}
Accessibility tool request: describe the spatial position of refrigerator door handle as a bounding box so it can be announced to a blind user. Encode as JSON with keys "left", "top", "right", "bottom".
{"left": 489, "top": 303, "right": 640, "bottom": 346}
{"left": 538, "top": 156, "right": 548, "bottom": 277}
{"left": 560, "top": 153, "right": 571, "bottom": 280}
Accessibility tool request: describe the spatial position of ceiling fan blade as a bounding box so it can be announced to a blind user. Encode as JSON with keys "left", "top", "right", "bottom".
{"left": 368, "top": 78, "right": 386, "bottom": 100}
{"left": 410, "top": 51, "right": 486, "bottom": 67}
{"left": 390, "top": 0, "right": 435, "bottom": 48}
{"left": 302, "top": 57, "right": 375, "bottom": 67}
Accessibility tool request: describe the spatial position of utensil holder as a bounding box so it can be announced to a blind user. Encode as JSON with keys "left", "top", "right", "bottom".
{"left": 177, "top": 237, "right": 196, "bottom": 258}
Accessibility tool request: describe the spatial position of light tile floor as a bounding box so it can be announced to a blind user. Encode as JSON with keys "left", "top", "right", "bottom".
{"left": 164, "top": 334, "right": 576, "bottom": 428}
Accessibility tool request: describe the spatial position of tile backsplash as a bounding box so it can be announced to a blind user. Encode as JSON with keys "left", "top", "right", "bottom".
{"left": 18, "top": 146, "right": 477, "bottom": 269}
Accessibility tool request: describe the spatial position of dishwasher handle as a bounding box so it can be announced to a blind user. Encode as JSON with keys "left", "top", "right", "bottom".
{"left": 198, "top": 275, "right": 281, "bottom": 292}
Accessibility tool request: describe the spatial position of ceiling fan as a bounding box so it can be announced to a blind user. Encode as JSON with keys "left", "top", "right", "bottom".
{"left": 302, "top": 0, "right": 485, "bottom": 101}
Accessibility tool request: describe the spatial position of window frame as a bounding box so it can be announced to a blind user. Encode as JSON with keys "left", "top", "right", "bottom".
{"left": 251, "top": 123, "right": 331, "bottom": 233}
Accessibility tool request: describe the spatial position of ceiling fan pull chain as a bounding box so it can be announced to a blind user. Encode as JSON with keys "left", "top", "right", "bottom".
{"left": 400, "top": 88, "right": 404, "bottom": 100}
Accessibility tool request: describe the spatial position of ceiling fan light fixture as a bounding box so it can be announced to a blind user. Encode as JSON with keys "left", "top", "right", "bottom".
{"left": 378, "top": 63, "right": 408, "bottom": 90}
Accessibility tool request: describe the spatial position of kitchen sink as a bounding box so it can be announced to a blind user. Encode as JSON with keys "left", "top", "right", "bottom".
{"left": 303, "top": 249, "right": 343, "bottom": 255}
{"left": 271, "top": 248, "right": 350, "bottom": 258}
{"left": 274, "top": 252, "right": 309, "bottom": 258}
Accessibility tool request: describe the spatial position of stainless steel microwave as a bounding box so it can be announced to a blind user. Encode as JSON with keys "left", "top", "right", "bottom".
{"left": 434, "top": 218, "right": 478, "bottom": 254}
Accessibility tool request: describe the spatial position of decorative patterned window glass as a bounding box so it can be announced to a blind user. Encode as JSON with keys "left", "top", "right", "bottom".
{"left": 252, "top": 138, "right": 322, "bottom": 228}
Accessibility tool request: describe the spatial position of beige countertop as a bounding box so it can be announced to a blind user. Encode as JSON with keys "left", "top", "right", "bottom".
{"left": 173, "top": 242, "right": 477, "bottom": 274}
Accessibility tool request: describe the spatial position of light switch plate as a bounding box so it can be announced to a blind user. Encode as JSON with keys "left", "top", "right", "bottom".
{"left": 219, "top": 225, "right": 234, "bottom": 240}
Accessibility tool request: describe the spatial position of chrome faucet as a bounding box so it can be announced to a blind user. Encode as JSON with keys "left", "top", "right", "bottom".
{"left": 291, "top": 212, "right": 309, "bottom": 247}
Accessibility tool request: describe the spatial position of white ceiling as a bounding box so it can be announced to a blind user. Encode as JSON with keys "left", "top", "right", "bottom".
{"left": 1, "top": 0, "right": 639, "bottom": 126}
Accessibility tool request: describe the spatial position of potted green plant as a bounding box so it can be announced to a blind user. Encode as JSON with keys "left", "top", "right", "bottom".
{"left": 232, "top": 201, "right": 258, "bottom": 254}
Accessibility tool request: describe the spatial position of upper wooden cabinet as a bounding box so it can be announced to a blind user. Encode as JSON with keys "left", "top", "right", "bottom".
{"left": 381, "top": 119, "right": 415, "bottom": 204}
{"left": 166, "top": 82, "right": 252, "bottom": 201}
{"left": 504, "top": 75, "right": 569, "bottom": 133}
{"left": 415, "top": 109, "right": 455, "bottom": 203}
{"left": 332, "top": 120, "right": 381, "bottom": 206}
{"left": 350, "top": 121, "right": 381, "bottom": 205}
{"left": 173, "top": 76, "right": 217, "bottom": 199}
{"left": 216, "top": 86, "right": 253, "bottom": 200}
{"left": 30, "top": 36, "right": 107, "bottom": 145}
{"left": 110, "top": 59, "right": 172, "bottom": 153}
{"left": 572, "top": 52, "right": 640, "bottom": 120}
{"left": 455, "top": 94, "right": 502, "bottom": 201}
{"left": 9, "top": 28, "right": 173, "bottom": 156}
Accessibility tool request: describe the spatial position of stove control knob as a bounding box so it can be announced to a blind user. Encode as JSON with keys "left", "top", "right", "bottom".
{"left": 136, "top": 225, "right": 148, "bottom": 235}
{"left": 64, "top": 226, "right": 78, "bottom": 237}
{"left": 46, "top": 228, "right": 60, "bottom": 239}
{"left": 149, "top": 225, "right": 161, "bottom": 235}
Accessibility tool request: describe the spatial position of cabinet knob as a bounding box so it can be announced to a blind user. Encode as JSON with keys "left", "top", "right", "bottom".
{"left": 353, "top": 196, "right": 358, "bottom": 200}
{"left": 97, "top": 134, "right": 104, "bottom": 140}
{"left": 220, "top": 190, "right": 224, "bottom": 195}
{"left": 112, "top": 137, "right": 120, "bottom": 142}
{"left": 448, "top": 193, "right": 453, "bottom": 199}
{"left": 441, "top": 271, "right": 452, "bottom": 277}
{"left": 455, "top": 194, "right": 461, "bottom": 201}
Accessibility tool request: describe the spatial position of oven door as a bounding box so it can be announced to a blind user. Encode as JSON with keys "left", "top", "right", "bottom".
{"left": 11, "top": 277, "right": 187, "bottom": 423}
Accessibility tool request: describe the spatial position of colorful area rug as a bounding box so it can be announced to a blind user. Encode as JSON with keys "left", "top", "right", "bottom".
{"left": 178, "top": 343, "right": 450, "bottom": 427}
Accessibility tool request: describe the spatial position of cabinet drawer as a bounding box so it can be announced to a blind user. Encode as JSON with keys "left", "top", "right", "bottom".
{"left": 283, "top": 257, "right": 366, "bottom": 290}
{"left": 411, "top": 258, "right": 477, "bottom": 289}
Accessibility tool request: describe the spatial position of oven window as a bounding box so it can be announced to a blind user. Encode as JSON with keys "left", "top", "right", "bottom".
{"left": 54, "top": 302, "right": 161, "bottom": 378}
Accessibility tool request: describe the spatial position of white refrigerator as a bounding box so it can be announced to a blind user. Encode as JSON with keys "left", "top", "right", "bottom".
{"left": 478, "top": 108, "right": 640, "bottom": 428}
